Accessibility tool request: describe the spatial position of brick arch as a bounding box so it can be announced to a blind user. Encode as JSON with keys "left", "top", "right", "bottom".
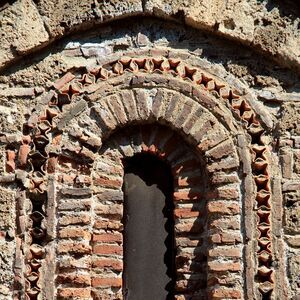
{"left": 54, "top": 123, "right": 241, "bottom": 299}
{"left": 11, "top": 57, "right": 274, "bottom": 299}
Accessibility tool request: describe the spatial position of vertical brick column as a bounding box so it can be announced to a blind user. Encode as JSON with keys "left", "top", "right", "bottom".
{"left": 91, "top": 156, "right": 124, "bottom": 299}
{"left": 56, "top": 187, "right": 93, "bottom": 299}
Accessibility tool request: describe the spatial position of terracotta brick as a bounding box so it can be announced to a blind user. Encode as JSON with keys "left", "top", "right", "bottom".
{"left": 209, "top": 288, "right": 242, "bottom": 299}
{"left": 175, "top": 220, "right": 204, "bottom": 233}
{"left": 58, "top": 227, "right": 91, "bottom": 240}
{"left": 53, "top": 72, "right": 75, "bottom": 90}
{"left": 207, "top": 156, "right": 239, "bottom": 172}
{"left": 174, "top": 100, "right": 194, "bottom": 128}
{"left": 93, "top": 175, "right": 122, "bottom": 189}
{"left": 60, "top": 187, "right": 92, "bottom": 197}
{"left": 211, "top": 172, "right": 239, "bottom": 184}
{"left": 175, "top": 176, "right": 203, "bottom": 187}
{"left": 207, "top": 201, "right": 240, "bottom": 215}
{"left": 57, "top": 288, "right": 91, "bottom": 299}
{"left": 210, "top": 233, "right": 242, "bottom": 244}
{"left": 95, "top": 189, "right": 123, "bottom": 201}
{"left": 58, "top": 199, "right": 91, "bottom": 211}
{"left": 176, "top": 237, "right": 203, "bottom": 247}
{"left": 59, "top": 213, "right": 91, "bottom": 226}
{"left": 108, "top": 94, "right": 127, "bottom": 125}
{"left": 58, "top": 257, "right": 91, "bottom": 270}
{"left": 173, "top": 190, "right": 203, "bottom": 201}
{"left": 93, "top": 244, "right": 123, "bottom": 255}
{"left": 208, "top": 247, "right": 241, "bottom": 258}
{"left": 135, "top": 89, "right": 150, "bottom": 119}
{"left": 120, "top": 90, "right": 138, "bottom": 122}
{"left": 94, "top": 203, "right": 122, "bottom": 218}
{"left": 92, "top": 258, "right": 123, "bottom": 271}
{"left": 174, "top": 208, "right": 201, "bottom": 218}
{"left": 217, "top": 188, "right": 239, "bottom": 200}
{"left": 208, "top": 261, "right": 241, "bottom": 272}
{"left": 56, "top": 273, "right": 91, "bottom": 286}
{"left": 197, "top": 130, "right": 228, "bottom": 152}
{"left": 193, "top": 119, "right": 214, "bottom": 144}
{"left": 210, "top": 218, "right": 240, "bottom": 230}
{"left": 92, "top": 232, "right": 122, "bottom": 243}
{"left": 93, "top": 219, "right": 123, "bottom": 231}
{"left": 92, "top": 277, "right": 122, "bottom": 288}
{"left": 57, "top": 242, "right": 92, "bottom": 255}
{"left": 206, "top": 188, "right": 239, "bottom": 200}
{"left": 205, "top": 139, "right": 234, "bottom": 160}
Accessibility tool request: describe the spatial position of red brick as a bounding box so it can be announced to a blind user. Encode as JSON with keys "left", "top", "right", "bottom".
{"left": 92, "top": 232, "right": 122, "bottom": 243}
{"left": 210, "top": 218, "right": 240, "bottom": 230}
{"left": 59, "top": 213, "right": 90, "bottom": 226}
{"left": 173, "top": 190, "right": 203, "bottom": 201}
{"left": 211, "top": 233, "right": 242, "bottom": 244}
{"left": 207, "top": 201, "right": 240, "bottom": 215}
{"left": 205, "top": 139, "right": 234, "bottom": 160}
{"left": 211, "top": 172, "right": 239, "bottom": 184}
{"left": 174, "top": 208, "right": 201, "bottom": 218}
{"left": 93, "top": 175, "right": 122, "bottom": 189}
{"left": 57, "top": 288, "right": 90, "bottom": 299}
{"left": 208, "top": 247, "right": 241, "bottom": 258}
{"left": 175, "top": 220, "right": 204, "bottom": 233}
{"left": 207, "top": 188, "right": 239, "bottom": 200}
{"left": 57, "top": 242, "right": 91, "bottom": 255}
{"left": 53, "top": 72, "right": 75, "bottom": 90}
{"left": 208, "top": 261, "right": 241, "bottom": 272}
{"left": 209, "top": 288, "right": 242, "bottom": 299}
{"left": 94, "top": 203, "right": 122, "bottom": 218}
{"left": 176, "top": 237, "right": 202, "bottom": 247}
{"left": 92, "top": 277, "right": 122, "bottom": 288}
{"left": 93, "top": 219, "right": 123, "bottom": 230}
{"left": 197, "top": 131, "right": 228, "bottom": 152}
{"left": 175, "top": 176, "right": 203, "bottom": 187}
{"left": 207, "top": 156, "right": 239, "bottom": 172}
{"left": 56, "top": 273, "right": 91, "bottom": 286}
{"left": 92, "top": 258, "right": 123, "bottom": 271}
{"left": 93, "top": 244, "right": 123, "bottom": 255}
{"left": 59, "top": 227, "right": 91, "bottom": 240}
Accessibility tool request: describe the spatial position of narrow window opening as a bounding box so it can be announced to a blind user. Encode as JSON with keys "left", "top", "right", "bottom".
{"left": 122, "top": 153, "right": 176, "bottom": 300}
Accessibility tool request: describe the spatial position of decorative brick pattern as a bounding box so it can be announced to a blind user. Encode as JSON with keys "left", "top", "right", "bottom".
{"left": 8, "top": 55, "right": 275, "bottom": 299}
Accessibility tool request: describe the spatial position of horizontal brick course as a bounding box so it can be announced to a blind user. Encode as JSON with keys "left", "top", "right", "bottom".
{"left": 57, "top": 288, "right": 91, "bottom": 299}
{"left": 92, "top": 258, "right": 123, "bottom": 271}
{"left": 209, "top": 288, "right": 242, "bottom": 299}
{"left": 92, "top": 232, "right": 122, "bottom": 243}
{"left": 91, "top": 277, "right": 122, "bottom": 288}
{"left": 207, "top": 201, "right": 240, "bottom": 215}
{"left": 208, "top": 261, "right": 241, "bottom": 272}
{"left": 57, "top": 242, "right": 92, "bottom": 255}
{"left": 56, "top": 273, "right": 91, "bottom": 286}
{"left": 59, "top": 227, "right": 91, "bottom": 240}
{"left": 59, "top": 213, "right": 91, "bottom": 226}
{"left": 208, "top": 247, "right": 241, "bottom": 258}
{"left": 93, "top": 244, "right": 123, "bottom": 256}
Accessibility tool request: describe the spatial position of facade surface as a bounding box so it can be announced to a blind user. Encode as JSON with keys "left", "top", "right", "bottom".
{"left": 0, "top": 0, "right": 299, "bottom": 299}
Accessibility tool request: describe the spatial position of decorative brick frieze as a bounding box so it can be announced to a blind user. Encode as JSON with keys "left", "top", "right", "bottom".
{"left": 5, "top": 55, "right": 279, "bottom": 299}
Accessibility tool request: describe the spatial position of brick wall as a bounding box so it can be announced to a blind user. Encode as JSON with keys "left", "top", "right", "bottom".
{"left": 1, "top": 52, "right": 287, "bottom": 299}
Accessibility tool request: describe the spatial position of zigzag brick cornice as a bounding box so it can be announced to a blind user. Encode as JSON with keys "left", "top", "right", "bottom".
{"left": 6, "top": 56, "right": 277, "bottom": 299}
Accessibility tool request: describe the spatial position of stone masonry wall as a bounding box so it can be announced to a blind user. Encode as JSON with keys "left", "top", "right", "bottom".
{"left": 0, "top": 1, "right": 299, "bottom": 299}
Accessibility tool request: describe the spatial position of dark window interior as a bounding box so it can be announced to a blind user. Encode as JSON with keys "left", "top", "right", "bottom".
{"left": 122, "top": 154, "right": 175, "bottom": 300}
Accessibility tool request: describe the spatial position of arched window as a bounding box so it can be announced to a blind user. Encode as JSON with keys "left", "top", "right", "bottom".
{"left": 122, "top": 154, "right": 175, "bottom": 299}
